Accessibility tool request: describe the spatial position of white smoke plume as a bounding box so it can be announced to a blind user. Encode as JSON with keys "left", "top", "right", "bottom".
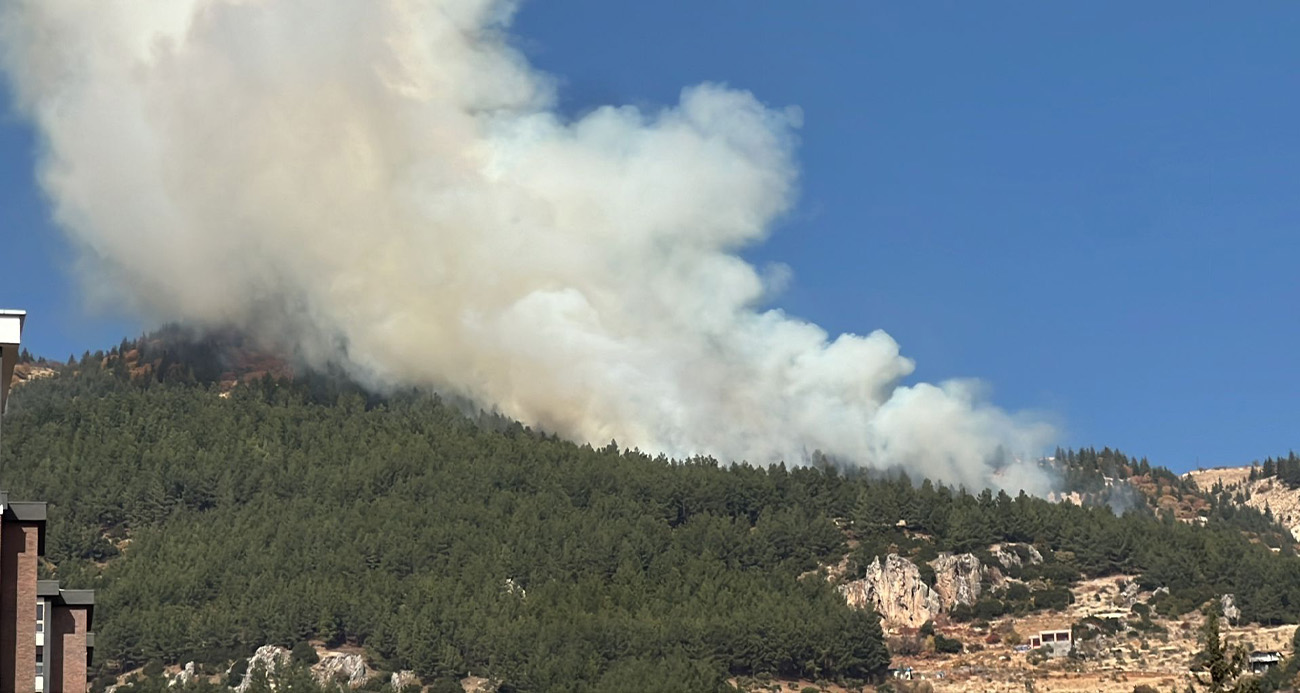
{"left": 0, "top": 0, "right": 1054, "bottom": 491}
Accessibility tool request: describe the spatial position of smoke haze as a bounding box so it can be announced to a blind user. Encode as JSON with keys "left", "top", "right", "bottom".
{"left": 0, "top": 0, "right": 1054, "bottom": 491}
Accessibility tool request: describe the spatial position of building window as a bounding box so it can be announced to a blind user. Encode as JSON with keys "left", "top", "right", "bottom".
{"left": 35, "top": 602, "right": 44, "bottom": 633}
{"left": 35, "top": 649, "right": 43, "bottom": 676}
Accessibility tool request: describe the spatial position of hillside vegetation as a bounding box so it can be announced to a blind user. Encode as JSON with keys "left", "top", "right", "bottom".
{"left": 2, "top": 340, "right": 1300, "bottom": 691}
{"left": 5, "top": 359, "right": 887, "bottom": 691}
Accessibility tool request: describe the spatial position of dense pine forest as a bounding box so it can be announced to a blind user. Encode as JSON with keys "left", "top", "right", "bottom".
{"left": 5, "top": 358, "right": 889, "bottom": 691}
{"left": 2, "top": 339, "right": 1300, "bottom": 691}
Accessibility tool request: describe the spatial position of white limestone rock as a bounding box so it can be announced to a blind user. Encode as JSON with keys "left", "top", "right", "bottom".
{"left": 838, "top": 553, "right": 942, "bottom": 628}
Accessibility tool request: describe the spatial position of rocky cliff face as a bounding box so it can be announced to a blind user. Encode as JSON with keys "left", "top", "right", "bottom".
{"left": 225, "top": 644, "right": 373, "bottom": 691}
{"left": 838, "top": 553, "right": 942, "bottom": 628}
{"left": 10, "top": 363, "right": 56, "bottom": 387}
{"left": 837, "top": 551, "right": 1010, "bottom": 627}
{"left": 930, "top": 553, "right": 983, "bottom": 608}
{"left": 316, "top": 652, "right": 368, "bottom": 687}
{"left": 234, "top": 645, "right": 291, "bottom": 693}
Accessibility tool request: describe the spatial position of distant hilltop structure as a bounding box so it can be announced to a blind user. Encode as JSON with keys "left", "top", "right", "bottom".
{"left": 0, "top": 310, "right": 94, "bottom": 692}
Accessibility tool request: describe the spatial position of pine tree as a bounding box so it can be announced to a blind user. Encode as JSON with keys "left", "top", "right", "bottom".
{"left": 1194, "top": 609, "right": 1242, "bottom": 692}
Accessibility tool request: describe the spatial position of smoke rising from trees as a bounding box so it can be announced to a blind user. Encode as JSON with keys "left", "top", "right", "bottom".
{"left": 0, "top": 0, "right": 1054, "bottom": 491}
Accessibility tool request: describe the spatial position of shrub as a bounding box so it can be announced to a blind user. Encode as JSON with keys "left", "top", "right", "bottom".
{"left": 933, "top": 634, "right": 963, "bottom": 654}
{"left": 974, "top": 598, "right": 1006, "bottom": 620}
{"left": 430, "top": 679, "right": 464, "bottom": 693}
{"left": 916, "top": 562, "right": 937, "bottom": 588}
{"left": 919, "top": 620, "right": 935, "bottom": 637}
{"left": 1003, "top": 582, "right": 1031, "bottom": 602}
{"left": 226, "top": 658, "right": 249, "bottom": 688}
{"left": 1028, "top": 646, "right": 1051, "bottom": 666}
{"left": 291, "top": 641, "right": 319, "bottom": 665}
{"left": 1023, "top": 561, "right": 1080, "bottom": 584}
{"left": 913, "top": 543, "right": 939, "bottom": 564}
{"left": 888, "top": 635, "right": 922, "bottom": 656}
{"left": 142, "top": 660, "right": 165, "bottom": 679}
{"left": 1033, "top": 587, "right": 1072, "bottom": 611}
{"left": 90, "top": 674, "right": 119, "bottom": 693}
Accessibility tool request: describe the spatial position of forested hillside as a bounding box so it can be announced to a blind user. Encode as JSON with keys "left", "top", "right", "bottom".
{"left": 1051, "top": 446, "right": 1292, "bottom": 536}
{"left": 3, "top": 342, "right": 1300, "bottom": 691}
{"left": 3, "top": 363, "right": 888, "bottom": 691}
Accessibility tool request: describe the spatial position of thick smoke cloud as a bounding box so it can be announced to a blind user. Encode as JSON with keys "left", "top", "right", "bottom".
{"left": 0, "top": 0, "right": 1054, "bottom": 491}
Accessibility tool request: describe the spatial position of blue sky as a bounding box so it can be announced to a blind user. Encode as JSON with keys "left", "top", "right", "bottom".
{"left": 2, "top": 2, "right": 1298, "bottom": 471}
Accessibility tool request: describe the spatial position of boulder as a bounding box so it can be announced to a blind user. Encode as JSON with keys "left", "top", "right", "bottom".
{"left": 838, "top": 553, "right": 941, "bottom": 628}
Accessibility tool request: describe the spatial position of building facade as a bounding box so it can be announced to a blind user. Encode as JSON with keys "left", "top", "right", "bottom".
{"left": 1, "top": 310, "right": 94, "bottom": 691}
{"left": 0, "top": 494, "right": 94, "bottom": 691}
{"left": 1028, "top": 628, "right": 1073, "bottom": 657}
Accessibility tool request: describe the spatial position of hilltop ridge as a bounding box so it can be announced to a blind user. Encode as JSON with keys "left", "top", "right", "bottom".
{"left": 1188, "top": 459, "right": 1300, "bottom": 541}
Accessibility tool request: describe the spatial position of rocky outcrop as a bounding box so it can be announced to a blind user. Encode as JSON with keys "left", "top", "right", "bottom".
{"left": 837, "top": 552, "right": 1004, "bottom": 626}
{"left": 10, "top": 363, "right": 55, "bottom": 388}
{"left": 838, "top": 553, "right": 941, "bottom": 628}
{"left": 235, "top": 646, "right": 290, "bottom": 693}
{"left": 314, "top": 652, "right": 369, "bottom": 687}
{"left": 462, "top": 675, "right": 502, "bottom": 693}
{"left": 168, "top": 661, "right": 197, "bottom": 687}
{"left": 1221, "top": 593, "right": 1241, "bottom": 624}
{"left": 981, "top": 563, "right": 1008, "bottom": 592}
{"left": 504, "top": 577, "right": 526, "bottom": 599}
{"left": 391, "top": 670, "right": 419, "bottom": 690}
{"left": 230, "top": 646, "right": 371, "bottom": 689}
{"left": 1119, "top": 580, "right": 1142, "bottom": 608}
{"left": 930, "top": 553, "right": 983, "bottom": 608}
{"left": 990, "top": 543, "right": 1043, "bottom": 570}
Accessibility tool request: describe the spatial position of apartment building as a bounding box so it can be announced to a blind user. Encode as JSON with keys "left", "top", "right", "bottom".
{"left": 1, "top": 310, "right": 94, "bottom": 692}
